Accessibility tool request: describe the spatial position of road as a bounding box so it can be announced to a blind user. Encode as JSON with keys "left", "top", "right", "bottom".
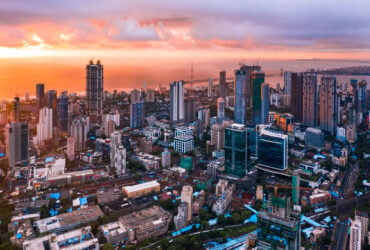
{"left": 343, "top": 162, "right": 359, "bottom": 198}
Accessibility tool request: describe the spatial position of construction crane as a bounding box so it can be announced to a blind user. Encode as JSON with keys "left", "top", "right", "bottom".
{"left": 265, "top": 185, "right": 312, "bottom": 196}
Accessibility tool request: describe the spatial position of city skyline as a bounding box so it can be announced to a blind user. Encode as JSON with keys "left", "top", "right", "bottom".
{"left": 1, "top": 0, "right": 370, "bottom": 99}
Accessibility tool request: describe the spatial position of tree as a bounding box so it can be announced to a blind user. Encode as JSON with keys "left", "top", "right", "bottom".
{"left": 102, "top": 243, "right": 115, "bottom": 250}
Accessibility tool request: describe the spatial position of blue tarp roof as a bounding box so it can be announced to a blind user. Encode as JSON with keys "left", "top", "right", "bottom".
{"left": 49, "top": 193, "right": 61, "bottom": 200}
{"left": 80, "top": 197, "right": 88, "bottom": 205}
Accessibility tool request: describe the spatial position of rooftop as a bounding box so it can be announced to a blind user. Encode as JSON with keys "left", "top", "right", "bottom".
{"left": 123, "top": 180, "right": 160, "bottom": 193}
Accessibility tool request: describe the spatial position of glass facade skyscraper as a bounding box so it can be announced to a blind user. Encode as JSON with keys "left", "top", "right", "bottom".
{"left": 234, "top": 69, "right": 247, "bottom": 124}
{"left": 224, "top": 123, "right": 250, "bottom": 177}
{"left": 130, "top": 101, "right": 144, "bottom": 128}
{"left": 257, "top": 126, "right": 288, "bottom": 171}
{"left": 251, "top": 71, "right": 265, "bottom": 125}
{"left": 58, "top": 91, "right": 69, "bottom": 133}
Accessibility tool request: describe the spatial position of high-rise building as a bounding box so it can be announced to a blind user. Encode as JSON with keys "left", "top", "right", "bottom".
{"left": 104, "top": 120, "right": 116, "bottom": 137}
{"left": 261, "top": 83, "right": 270, "bottom": 124}
{"left": 130, "top": 101, "right": 144, "bottom": 128}
{"left": 291, "top": 73, "right": 303, "bottom": 122}
{"left": 130, "top": 89, "right": 141, "bottom": 103}
{"left": 66, "top": 137, "right": 75, "bottom": 161}
{"left": 217, "top": 97, "right": 225, "bottom": 118}
{"left": 161, "top": 148, "right": 171, "bottom": 168}
{"left": 257, "top": 126, "right": 288, "bottom": 171}
{"left": 86, "top": 60, "right": 104, "bottom": 121}
{"left": 252, "top": 71, "right": 265, "bottom": 125}
{"left": 110, "top": 131, "right": 122, "bottom": 167}
{"left": 114, "top": 145, "right": 126, "bottom": 175}
{"left": 302, "top": 74, "right": 318, "bottom": 127}
{"left": 224, "top": 123, "right": 250, "bottom": 177}
{"left": 208, "top": 78, "right": 213, "bottom": 98}
{"left": 354, "top": 210, "right": 369, "bottom": 245}
{"left": 284, "top": 71, "right": 292, "bottom": 95}
{"left": 145, "top": 89, "right": 155, "bottom": 102}
{"left": 71, "top": 117, "right": 90, "bottom": 153}
{"left": 170, "top": 81, "right": 184, "bottom": 125}
{"left": 211, "top": 124, "right": 225, "bottom": 151}
{"left": 257, "top": 194, "right": 301, "bottom": 249}
{"left": 13, "top": 97, "right": 20, "bottom": 122}
{"left": 58, "top": 91, "right": 69, "bottom": 133}
{"left": 234, "top": 69, "right": 247, "bottom": 124}
{"left": 46, "top": 90, "right": 58, "bottom": 128}
{"left": 184, "top": 97, "right": 197, "bottom": 123}
{"left": 36, "top": 83, "right": 45, "bottom": 110}
{"left": 181, "top": 185, "right": 193, "bottom": 222}
{"left": 35, "top": 107, "right": 53, "bottom": 145}
{"left": 7, "top": 122, "right": 29, "bottom": 169}
{"left": 219, "top": 71, "right": 226, "bottom": 98}
{"left": 319, "top": 76, "right": 338, "bottom": 135}
{"left": 198, "top": 108, "right": 210, "bottom": 128}
{"left": 174, "top": 202, "right": 188, "bottom": 229}
{"left": 349, "top": 219, "right": 362, "bottom": 250}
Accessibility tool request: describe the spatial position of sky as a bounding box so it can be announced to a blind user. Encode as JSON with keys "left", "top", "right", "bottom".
{"left": 1, "top": 0, "right": 370, "bottom": 98}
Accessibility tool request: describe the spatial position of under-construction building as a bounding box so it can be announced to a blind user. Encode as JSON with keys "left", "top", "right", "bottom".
{"left": 257, "top": 194, "right": 301, "bottom": 249}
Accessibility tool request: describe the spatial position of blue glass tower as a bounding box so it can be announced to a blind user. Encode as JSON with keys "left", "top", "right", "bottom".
{"left": 234, "top": 70, "right": 247, "bottom": 124}
{"left": 130, "top": 101, "right": 144, "bottom": 128}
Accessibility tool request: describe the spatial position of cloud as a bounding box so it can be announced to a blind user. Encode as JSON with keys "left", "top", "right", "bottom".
{"left": 0, "top": 0, "right": 369, "bottom": 52}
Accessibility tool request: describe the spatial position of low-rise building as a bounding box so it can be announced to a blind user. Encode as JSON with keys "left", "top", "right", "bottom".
{"left": 119, "top": 206, "right": 172, "bottom": 243}
{"left": 97, "top": 188, "right": 121, "bottom": 204}
{"left": 23, "top": 226, "right": 99, "bottom": 250}
{"left": 134, "top": 152, "right": 161, "bottom": 171}
{"left": 100, "top": 221, "right": 128, "bottom": 244}
{"left": 122, "top": 180, "right": 160, "bottom": 198}
{"left": 34, "top": 206, "right": 103, "bottom": 234}
{"left": 212, "top": 184, "right": 235, "bottom": 215}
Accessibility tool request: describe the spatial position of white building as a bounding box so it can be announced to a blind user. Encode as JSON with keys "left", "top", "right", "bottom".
{"left": 23, "top": 226, "right": 99, "bottom": 250}
{"left": 34, "top": 107, "right": 53, "bottom": 145}
{"left": 174, "top": 135, "right": 194, "bottom": 154}
{"left": 175, "top": 126, "right": 193, "bottom": 137}
{"left": 217, "top": 97, "right": 225, "bottom": 118}
{"left": 350, "top": 219, "right": 362, "bottom": 250}
{"left": 110, "top": 131, "right": 122, "bottom": 167}
{"left": 114, "top": 145, "right": 126, "bottom": 175}
{"left": 33, "top": 156, "right": 66, "bottom": 180}
{"left": 102, "top": 112, "right": 120, "bottom": 127}
{"left": 212, "top": 184, "right": 235, "bottom": 215}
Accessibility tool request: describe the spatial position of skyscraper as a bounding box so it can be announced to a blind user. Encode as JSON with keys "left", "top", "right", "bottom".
{"left": 110, "top": 131, "right": 122, "bottom": 168}
{"left": 211, "top": 123, "right": 225, "bottom": 151}
{"left": 217, "top": 97, "right": 225, "bottom": 118}
{"left": 251, "top": 71, "right": 265, "bottom": 124}
{"left": 234, "top": 69, "right": 247, "bottom": 124}
{"left": 257, "top": 126, "right": 288, "bottom": 171}
{"left": 114, "top": 146, "right": 126, "bottom": 175}
{"left": 35, "top": 107, "right": 53, "bottom": 145}
{"left": 224, "top": 123, "right": 250, "bottom": 177}
{"left": 66, "top": 137, "right": 75, "bottom": 161}
{"left": 208, "top": 78, "right": 213, "bottom": 98}
{"left": 36, "top": 83, "right": 45, "bottom": 110}
{"left": 13, "top": 97, "right": 20, "bottom": 122}
{"left": 291, "top": 73, "right": 303, "bottom": 122}
{"left": 181, "top": 185, "right": 193, "bottom": 223}
{"left": 302, "top": 74, "right": 318, "bottom": 127}
{"left": 197, "top": 108, "right": 210, "bottom": 128}
{"left": 46, "top": 90, "right": 58, "bottom": 128}
{"left": 7, "top": 122, "right": 29, "bottom": 169}
{"left": 71, "top": 117, "right": 90, "bottom": 153}
{"left": 86, "top": 60, "right": 104, "bottom": 121}
{"left": 130, "top": 89, "right": 141, "bottom": 103}
{"left": 319, "top": 76, "right": 338, "bottom": 135}
{"left": 219, "top": 71, "right": 226, "bottom": 98}
{"left": 170, "top": 81, "right": 184, "bottom": 125}
{"left": 261, "top": 83, "right": 270, "bottom": 124}
{"left": 58, "top": 91, "right": 69, "bottom": 133}
{"left": 284, "top": 71, "right": 292, "bottom": 95}
{"left": 184, "top": 97, "right": 197, "bottom": 123}
{"left": 130, "top": 101, "right": 144, "bottom": 128}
